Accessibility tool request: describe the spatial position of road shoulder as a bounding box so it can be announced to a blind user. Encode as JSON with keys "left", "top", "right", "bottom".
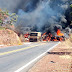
{"left": 28, "top": 39, "right": 72, "bottom": 72}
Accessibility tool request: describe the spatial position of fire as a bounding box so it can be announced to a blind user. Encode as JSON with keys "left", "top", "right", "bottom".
{"left": 42, "top": 29, "right": 64, "bottom": 41}
{"left": 24, "top": 32, "right": 30, "bottom": 42}
{"left": 42, "top": 32, "right": 47, "bottom": 36}
{"left": 24, "top": 29, "right": 65, "bottom": 42}
{"left": 57, "top": 29, "right": 64, "bottom": 36}
{"left": 24, "top": 33, "right": 29, "bottom": 38}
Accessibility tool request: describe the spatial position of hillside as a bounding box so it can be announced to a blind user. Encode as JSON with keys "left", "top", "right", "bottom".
{"left": 0, "top": 28, "right": 22, "bottom": 48}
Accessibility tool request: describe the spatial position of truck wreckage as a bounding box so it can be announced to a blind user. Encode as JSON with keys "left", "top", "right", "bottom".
{"left": 24, "top": 30, "right": 65, "bottom": 42}
{"left": 23, "top": 25, "right": 71, "bottom": 42}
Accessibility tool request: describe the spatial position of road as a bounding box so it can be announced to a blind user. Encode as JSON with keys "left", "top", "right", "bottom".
{"left": 0, "top": 42, "right": 59, "bottom": 72}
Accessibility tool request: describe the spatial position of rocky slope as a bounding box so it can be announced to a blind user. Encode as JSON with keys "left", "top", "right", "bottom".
{"left": 0, "top": 29, "right": 22, "bottom": 48}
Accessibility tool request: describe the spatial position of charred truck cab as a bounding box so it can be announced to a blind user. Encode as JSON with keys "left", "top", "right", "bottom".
{"left": 29, "top": 32, "right": 41, "bottom": 42}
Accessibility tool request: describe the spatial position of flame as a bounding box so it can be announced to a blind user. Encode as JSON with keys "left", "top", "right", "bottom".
{"left": 42, "top": 29, "right": 64, "bottom": 41}
{"left": 42, "top": 32, "right": 47, "bottom": 36}
{"left": 24, "top": 29, "right": 65, "bottom": 42}
{"left": 24, "top": 33, "right": 29, "bottom": 38}
{"left": 57, "top": 29, "right": 64, "bottom": 36}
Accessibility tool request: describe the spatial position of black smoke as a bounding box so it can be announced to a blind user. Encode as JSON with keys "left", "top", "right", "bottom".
{"left": 0, "top": 0, "right": 71, "bottom": 34}
{"left": 15, "top": 0, "right": 71, "bottom": 34}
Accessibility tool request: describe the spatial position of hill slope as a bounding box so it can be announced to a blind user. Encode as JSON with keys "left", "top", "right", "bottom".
{"left": 0, "top": 29, "right": 22, "bottom": 47}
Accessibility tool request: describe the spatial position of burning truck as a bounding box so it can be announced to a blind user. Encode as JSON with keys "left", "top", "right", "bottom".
{"left": 42, "top": 29, "right": 65, "bottom": 41}
{"left": 23, "top": 25, "right": 70, "bottom": 42}
{"left": 42, "top": 25, "right": 65, "bottom": 41}
{"left": 29, "top": 32, "right": 41, "bottom": 42}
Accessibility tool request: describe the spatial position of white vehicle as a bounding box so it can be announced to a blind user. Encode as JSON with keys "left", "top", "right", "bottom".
{"left": 29, "top": 32, "right": 41, "bottom": 42}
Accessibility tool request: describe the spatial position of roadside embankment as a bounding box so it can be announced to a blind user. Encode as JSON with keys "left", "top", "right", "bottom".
{"left": 0, "top": 29, "right": 22, "bottom": 48}
{"left": 28, "top": 34, "right": 72, "bottom": 72}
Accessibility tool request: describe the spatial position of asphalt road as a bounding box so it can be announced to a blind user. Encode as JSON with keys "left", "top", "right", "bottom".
{"left": 0, "top": 42, "right": 59, "bottom": 72}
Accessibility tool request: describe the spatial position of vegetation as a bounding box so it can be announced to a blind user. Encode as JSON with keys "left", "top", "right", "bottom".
{"left": 0, "top": 8, "right": 18, "bottom": 28}
{"left": 70, "top": 4, "right": 72, "bottom": 8}
{"left": 70, "top": 4, "right": 72, "bottom": 27}
{"left": 70, "top": 4, "right": 72, "bottom": 15}
{"left": 0, "top": 26, "right": 5, "bottom": 30}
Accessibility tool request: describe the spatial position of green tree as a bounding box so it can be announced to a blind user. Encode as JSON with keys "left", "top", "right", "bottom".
{"left": 0, "top": 8, "right": 18, "bottom": 28}
{"left": 70, "top": 4, "right": 72, "bottom": 15}
{"left": 70, "top": 4, "right": 72, "bottom": 27}
{"left": 70, "top": 4, "right": 72, "bottom": 8}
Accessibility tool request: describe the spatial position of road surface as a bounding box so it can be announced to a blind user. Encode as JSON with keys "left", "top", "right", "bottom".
{"left": 0, "top": 42, "right": 59, "bottom": 72}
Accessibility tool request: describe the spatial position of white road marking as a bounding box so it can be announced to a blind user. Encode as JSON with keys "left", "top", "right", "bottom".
{"left": 0, "top": 45, "right": 4, "bottom": 46}
{"left": 15, "top": 42, "right": 60, "bottom": 72}
{"left": 24, "top": 43, "right": 31, "bottom": 45}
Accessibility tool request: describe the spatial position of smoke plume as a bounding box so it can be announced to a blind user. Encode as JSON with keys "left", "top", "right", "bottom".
{"left": 0, "top": 0, "right": 71, "bottom": 34}
{"left": 15, "top": 0, "right": 70, "bottom": 34}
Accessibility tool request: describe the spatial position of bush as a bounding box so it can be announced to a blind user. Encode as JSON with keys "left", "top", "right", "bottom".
{"left": 0, "top": 8, "right": 18, "bottom": 29}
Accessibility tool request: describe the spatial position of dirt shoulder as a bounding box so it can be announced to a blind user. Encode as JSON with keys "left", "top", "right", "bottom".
{"left": 28, "top": 38, "right": 72, "bottom": 72}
